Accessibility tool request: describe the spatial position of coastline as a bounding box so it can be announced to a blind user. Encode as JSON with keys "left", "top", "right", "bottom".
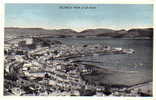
{"left": 4, "top": 36, "right": 152, "bottom": 96}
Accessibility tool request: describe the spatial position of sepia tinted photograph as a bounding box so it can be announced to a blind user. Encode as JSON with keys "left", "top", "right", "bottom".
{"left": 4, "top": 4, "right": 153, "bottom": 96}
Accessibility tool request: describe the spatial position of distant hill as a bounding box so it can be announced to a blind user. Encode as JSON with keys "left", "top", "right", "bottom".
{"left": 126, "top": 28, "right": 153, "bottom": 38}
{"left": 79, "top": 28, "right": 115, "bottom": 35}
{"left": 86, "top": 28, "right": 153, "bottom": 38}
{"left": 5, "top": 27, "right": 153, "bottom": 40}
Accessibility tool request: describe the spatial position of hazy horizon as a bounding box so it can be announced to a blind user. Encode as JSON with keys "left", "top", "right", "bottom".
{"left": 5, "top": 26, "right": 153, "bottom": 32}
{"left": 5, "top": 4, "right": 153, "bottom": 31}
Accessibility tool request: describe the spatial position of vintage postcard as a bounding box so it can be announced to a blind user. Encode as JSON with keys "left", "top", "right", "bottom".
{"left": 3, "top": 3, "right": 153, "bottom": 97}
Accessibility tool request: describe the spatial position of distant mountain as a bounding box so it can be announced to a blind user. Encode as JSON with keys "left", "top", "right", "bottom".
{"left": 126, "top": 28, "right": 153, "bottom": 38}
{"left": 5, "top": 27, "right": 77, "bottom": 39}
{"left": 5, "top": 27, "right": 153, "bottom": 39}
{"left": 81, "top": 28, "right": 153, "bottom": 38}
{"left": 79, "top": 28, "right": 115, "bottom": 36}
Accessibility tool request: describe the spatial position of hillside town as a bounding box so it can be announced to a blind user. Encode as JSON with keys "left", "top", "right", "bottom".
{"left": 4, "top": 37, "right": 152, "bottom": 96}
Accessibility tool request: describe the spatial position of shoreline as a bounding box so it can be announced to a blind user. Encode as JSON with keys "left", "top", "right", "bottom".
{"left": 4, "top": 37, "right": 152, "bottom": 96}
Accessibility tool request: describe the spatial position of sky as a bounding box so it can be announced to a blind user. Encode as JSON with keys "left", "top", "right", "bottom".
{"left": 5, "top": 4, "right": 153, "bottom": 31}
